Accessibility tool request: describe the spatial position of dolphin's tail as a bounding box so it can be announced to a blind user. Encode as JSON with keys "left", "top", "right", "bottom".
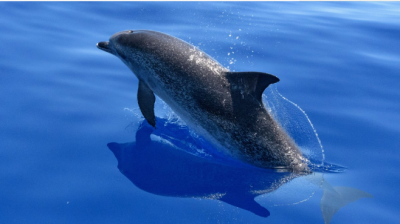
{"left": 320, "top": 181, "right": 373, "bottom": 224}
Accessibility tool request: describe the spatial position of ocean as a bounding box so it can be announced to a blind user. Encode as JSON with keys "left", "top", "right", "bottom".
{"left": 1, "top": 2, "right": 399, "bottom": 224}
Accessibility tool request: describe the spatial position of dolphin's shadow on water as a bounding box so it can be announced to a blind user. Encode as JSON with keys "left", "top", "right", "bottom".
{"left": 108, "top": 118, "right": 308, "bottom": 217}
{"left": 108, "top": 118, "right": 372, "bottom": 222}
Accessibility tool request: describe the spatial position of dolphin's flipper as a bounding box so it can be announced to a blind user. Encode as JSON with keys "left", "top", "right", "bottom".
{"left": 224, "top": 72, "right": 280, "bottom": 102}
{"left": 137, "top": 81, "right": 156, "bottom": 127}
{"left": 220, "top": 193, "right": 270, "bottom": 217}
{"left": 320, "top": 182, "right": 373, "bottom": 224}
{"left": 107, "top": 142, "right": 122, "bottom": 160}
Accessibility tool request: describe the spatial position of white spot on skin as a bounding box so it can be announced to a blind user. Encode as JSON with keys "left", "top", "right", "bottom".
{"left": 187, "top": 47, "right": 228, "bottom": 75}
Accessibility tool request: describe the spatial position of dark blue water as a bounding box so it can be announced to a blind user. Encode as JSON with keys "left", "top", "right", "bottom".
{"left": 1, "top": 2, "right": 399, "bottom": 224}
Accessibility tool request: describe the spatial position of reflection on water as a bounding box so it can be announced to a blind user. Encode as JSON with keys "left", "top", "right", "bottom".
{"left": 108, "top": 119, "right": 307, "bottom": 218}
{"left": 108, "top": 118, "right": 373, "bottom": 223}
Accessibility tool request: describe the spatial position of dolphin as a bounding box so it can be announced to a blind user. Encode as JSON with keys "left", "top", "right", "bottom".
{"left": 97, "top": 30, "right": 308, "bottom": 172}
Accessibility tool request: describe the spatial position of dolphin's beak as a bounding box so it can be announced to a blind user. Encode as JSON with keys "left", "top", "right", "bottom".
{"left": 97, "top": 41, "right": 113, "bottom": 54}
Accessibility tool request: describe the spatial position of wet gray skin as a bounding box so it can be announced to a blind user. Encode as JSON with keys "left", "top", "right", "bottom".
{"left": 97, "top": 30, "right": 309, "bottom": 173}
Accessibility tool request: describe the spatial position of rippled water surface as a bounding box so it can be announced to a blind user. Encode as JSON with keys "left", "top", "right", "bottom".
{"left": 1, "top": 2, "right": 399, "bottom": 224}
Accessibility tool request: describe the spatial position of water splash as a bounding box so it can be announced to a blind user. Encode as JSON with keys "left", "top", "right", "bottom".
{"left": 263, "top": 85, "right": 325, "bottom": 170}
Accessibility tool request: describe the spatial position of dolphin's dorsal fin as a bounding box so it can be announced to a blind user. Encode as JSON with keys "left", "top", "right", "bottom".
{"left": 137, "top": 81, "right": 156, "bottom": 127}
{"left": 224, "top": 72, "right": 280, "bottom": 102}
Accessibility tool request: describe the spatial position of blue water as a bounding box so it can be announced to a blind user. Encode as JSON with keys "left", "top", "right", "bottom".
{"left": 1, "top": 2, "right": 399, "bottom": 224}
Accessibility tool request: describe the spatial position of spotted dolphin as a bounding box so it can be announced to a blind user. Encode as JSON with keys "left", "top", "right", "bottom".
{"left": 97, "top": 30, "right": 308, "bottom": 172}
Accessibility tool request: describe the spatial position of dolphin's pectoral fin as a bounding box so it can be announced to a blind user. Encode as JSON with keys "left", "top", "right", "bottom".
{"left": 224, "top": 72, "right": 280, "bottom": 102}
{"left": 137, "top": 81, "right": 156, "bottom": 128}
{"left": 220, "top": 193, "right": 270, "bottom": 218}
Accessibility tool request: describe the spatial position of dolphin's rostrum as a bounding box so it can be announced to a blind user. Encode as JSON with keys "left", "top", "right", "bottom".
{"left": 97, "top": 30, "right": 309, "bottom": 172}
